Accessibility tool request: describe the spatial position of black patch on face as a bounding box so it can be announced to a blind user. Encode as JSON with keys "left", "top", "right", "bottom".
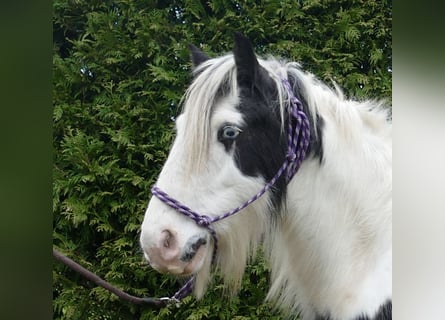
{"left": 218, "top": 67, "right": 325, "bottom": 211}
{"left": 222, "top": 32, "right": 324, "bottom": 211}
{"left": 234, "top": 83, "right": 288, "bottom": 210}
{"left": 287, "top": 71, "right": 324, "bottom": 164}
{"left": 315, "top": 300, "right": 392, "bottom": 320}
{"left": 214, "top": 63, "right": 287, "bottom": 209}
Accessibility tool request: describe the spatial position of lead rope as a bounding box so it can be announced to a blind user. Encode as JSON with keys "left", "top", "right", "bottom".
{"left": 53, "top": 248, "right": 173, "bottom": 307}
{"left": 151, "top": 77, "right": 311, "bottom": 304}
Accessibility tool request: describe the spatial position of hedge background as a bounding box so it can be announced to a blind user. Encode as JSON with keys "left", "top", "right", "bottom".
{"left": 53, "top": 0, "right": 391, "bottom": 319}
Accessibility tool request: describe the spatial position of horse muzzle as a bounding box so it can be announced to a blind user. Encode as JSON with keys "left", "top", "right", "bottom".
{"left": 141, "top": 229, "right": 208, "bottom": 276}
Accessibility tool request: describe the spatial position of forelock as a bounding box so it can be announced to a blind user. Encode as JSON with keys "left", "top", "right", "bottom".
{"left": 180, "top": 55, "right": 238, "bottom": 174}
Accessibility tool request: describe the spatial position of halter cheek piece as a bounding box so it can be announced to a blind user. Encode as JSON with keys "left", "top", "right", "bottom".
{"left": 151, "top": 78, "right": 311, "bottom": 304}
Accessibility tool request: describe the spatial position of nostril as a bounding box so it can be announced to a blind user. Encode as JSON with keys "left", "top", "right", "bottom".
{"left": 157, "top": 229, "right": 180, "bottom": 262}
{"left": 162, "top": 230, "right": 173, "bottom": 248}
{"left": 180, "top": 234, "right": 207, "bottom": 262}
{"left": 191, "top": 237, "right": 207, "bottom": 251}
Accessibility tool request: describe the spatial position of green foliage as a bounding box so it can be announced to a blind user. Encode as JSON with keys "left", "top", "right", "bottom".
{"left": 53, "top": 0, "right": 391, "bottom": 319}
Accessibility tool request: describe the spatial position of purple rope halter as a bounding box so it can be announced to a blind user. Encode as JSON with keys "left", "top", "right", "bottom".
{"left": 152, "top": 78, "right": 311, "bottom": 305}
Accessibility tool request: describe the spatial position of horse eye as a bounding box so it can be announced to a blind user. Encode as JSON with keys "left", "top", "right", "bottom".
{"left": 221, "top": 125, "right": 242, "bottom": 140}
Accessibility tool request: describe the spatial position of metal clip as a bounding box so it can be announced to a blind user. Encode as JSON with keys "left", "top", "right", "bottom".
{"left": 159, "top": 297, "right": 181, "bottom": 308}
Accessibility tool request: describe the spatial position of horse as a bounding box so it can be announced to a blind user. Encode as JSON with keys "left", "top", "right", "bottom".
{"left": 140, "top": 33, "right": 392, "bottom": 320}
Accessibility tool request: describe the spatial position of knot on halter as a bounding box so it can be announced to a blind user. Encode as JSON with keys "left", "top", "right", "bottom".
{"left": 196, "top": 215, "right": 212, "bottom": 227}
{"left": 286, "top": 151, "right": 297, "bottom": 162}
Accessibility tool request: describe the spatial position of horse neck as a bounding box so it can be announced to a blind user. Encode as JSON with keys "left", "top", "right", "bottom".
{"left": 286, "top": 94, "right": 391, "bottom": 258}
{"left": 264, "top": 96, "right": 392, "bottom": 319}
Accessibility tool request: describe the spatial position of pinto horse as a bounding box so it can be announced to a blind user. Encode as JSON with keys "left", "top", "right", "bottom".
{"left": 140, "top": 33, "right": 392, "bottom": 320}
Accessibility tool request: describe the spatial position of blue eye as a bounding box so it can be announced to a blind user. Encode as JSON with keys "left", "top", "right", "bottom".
{"left": 221, "top": 125, "right": 242, "bottom": 140}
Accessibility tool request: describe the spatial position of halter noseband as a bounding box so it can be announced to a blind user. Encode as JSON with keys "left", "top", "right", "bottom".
{"left": 151, "top": 78, "right": 311, "bottom": 304}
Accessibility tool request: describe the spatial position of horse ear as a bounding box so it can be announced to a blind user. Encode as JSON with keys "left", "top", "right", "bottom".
{"left": 233, "top": 32, "right": 259, "bottom": 90}
{"left": 188, "top": 44, "right": 210, "bottom": 69}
